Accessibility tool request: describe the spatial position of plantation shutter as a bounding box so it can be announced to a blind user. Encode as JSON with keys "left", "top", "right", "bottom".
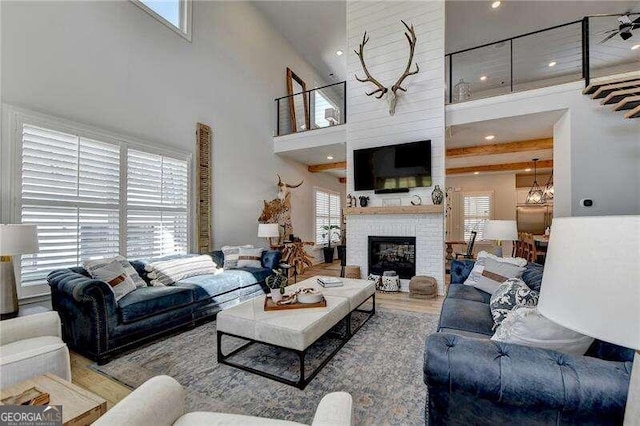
{"left": 126, "top": 149, "right": 189, "bottom": 258}
{"left": 463, "top": 193, "right": 492, "bottom": 240}
{"left": 20, "top": 124, "right": 120, "bottom": 285}
{"left": 315, "top": 188, "right": 341, "bottom": 244}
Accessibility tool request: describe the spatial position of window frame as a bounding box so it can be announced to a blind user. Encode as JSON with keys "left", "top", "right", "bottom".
{"left": 1, "top": 105, "right": 193, "bottom": 300}
{"left": 131, "top": 0, "right": 193, "bottom": 42}
{"left": 461, "top": 191, "right": 494, "bottom": 241}
{"left": 313, "top": 187, "right": 342, "bottom": 246}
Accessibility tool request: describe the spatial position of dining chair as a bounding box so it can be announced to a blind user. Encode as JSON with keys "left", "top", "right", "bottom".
{"left": 455, "top": 231, "right": 477, "bottom": 260}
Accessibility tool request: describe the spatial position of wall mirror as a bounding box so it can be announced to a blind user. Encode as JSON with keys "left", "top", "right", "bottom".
{"left": 286, "top": 67, "right": 310, "bottom": 133}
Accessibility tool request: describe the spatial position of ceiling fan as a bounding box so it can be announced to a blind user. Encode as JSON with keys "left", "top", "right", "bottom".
{"left": 598, "top": 13, "right": 640, "bottom": 44}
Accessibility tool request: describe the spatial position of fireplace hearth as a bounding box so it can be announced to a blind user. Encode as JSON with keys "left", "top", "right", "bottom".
{"left": 368, "top": 236, "right": 416, "bottom": 279}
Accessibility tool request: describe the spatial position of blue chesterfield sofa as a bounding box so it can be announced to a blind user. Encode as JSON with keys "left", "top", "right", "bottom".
{"left": 423, "top": 259, "right": 634, "bottom": 425}
{"left": 47, "top": 250, "right": 280, "bottom": 363}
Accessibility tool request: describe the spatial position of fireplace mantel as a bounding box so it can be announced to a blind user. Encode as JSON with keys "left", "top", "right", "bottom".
{"left": 344, "top": 205, "right": 444, "bottom": 215}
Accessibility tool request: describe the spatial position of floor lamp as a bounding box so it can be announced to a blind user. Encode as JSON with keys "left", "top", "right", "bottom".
{"left": 1, "top": 224, "right": 39, "bottom": 319}
{"left": 537, "top": 216, "right": 640, "bottom": 425}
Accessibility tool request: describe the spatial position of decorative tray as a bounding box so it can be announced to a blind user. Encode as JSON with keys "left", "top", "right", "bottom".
{"left": 1, "top": 387, "right": 50, "bottom": 406}
{"left": 264, "top": 295, "right": 327, "bottom": 311}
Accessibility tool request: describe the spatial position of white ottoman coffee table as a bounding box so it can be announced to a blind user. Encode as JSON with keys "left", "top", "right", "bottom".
{"left": 217, "top": 277, "right": 375, "bottom": 389}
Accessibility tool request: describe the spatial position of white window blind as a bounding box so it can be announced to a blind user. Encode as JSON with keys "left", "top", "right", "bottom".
{"left": 126, "top": 150, "right": 189, "bottom": 258}
{"left": 463, "top": 192, "right": 492, "bottom": 241}
{"left": 20, "top": 124, "right": 120, "bottom": 285}
{"left": 315, "top": 188, "right": 341, "bottom": 244}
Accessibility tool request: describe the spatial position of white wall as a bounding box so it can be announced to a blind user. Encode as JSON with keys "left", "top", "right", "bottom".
{"left": 1, "top": 0, "right": 345, "bottom": 248}
{"left": 446, "top": 81, "right": 640, "bottom": 216}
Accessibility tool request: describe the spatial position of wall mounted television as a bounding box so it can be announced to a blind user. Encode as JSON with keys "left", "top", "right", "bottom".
{"left": 353, "top": 140, "right": 432, "bottom": 192}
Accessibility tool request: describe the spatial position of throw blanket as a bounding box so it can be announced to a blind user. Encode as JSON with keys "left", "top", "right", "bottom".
{"left": 145, "top": 255, "right": 220, "bottom": 286}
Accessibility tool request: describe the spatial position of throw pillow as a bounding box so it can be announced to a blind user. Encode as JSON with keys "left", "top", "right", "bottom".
{"left": 146, "top": 255, "right": 219, "bottom": 286}
{"left": 489, "top": 278, "right": 539, "bottom": 328}
{"left": 237, "top": 247, "right": 264, "bottom": 268}
{"left": 492, "top": 307, "right": 594, "bottom": 355}
{"left": 463, "top": 251, "right": 526, "bottom": 294}
{"left": 83, "top": 255, "right": 146, "bottom": 288}
{"left": 86, "top": 259, "right": 138, "bottom": 301}
{"left": 221, "top": 245, "right": 254, "bottom": 269}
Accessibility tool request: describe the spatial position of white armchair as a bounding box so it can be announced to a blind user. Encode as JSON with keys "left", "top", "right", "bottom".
{"left": 93, "top": 375, "right": 353, "bottom": 426}
{"left": 0, "top": 311, "right": 71, "bottom": 388}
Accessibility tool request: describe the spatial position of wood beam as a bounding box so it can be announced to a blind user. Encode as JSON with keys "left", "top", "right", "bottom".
{"left": 308, "top": 161, "right": 346, "bottom": 173}
{"left": 446, "top": 160, "right": 553, "bottom": 175}
{"left": 338, "top": 177, "right": 346, "bottom": 184}
{"left": 446, "top": 138, "right": 553, "bottom": 158}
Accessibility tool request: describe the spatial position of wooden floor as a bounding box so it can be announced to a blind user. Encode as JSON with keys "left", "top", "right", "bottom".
{"left": 71, "top": 261, "right": 444, "bottom": 409}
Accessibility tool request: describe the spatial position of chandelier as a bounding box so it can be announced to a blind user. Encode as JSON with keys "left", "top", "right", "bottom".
{"left": 525, "top": 158, "right": 545, "bottom": 204}
{"left": 542, "top": 172, "right": 554, "bottom": 202}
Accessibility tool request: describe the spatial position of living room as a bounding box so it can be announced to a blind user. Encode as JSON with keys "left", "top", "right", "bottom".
{"left": 1, "top": 1, "right": 639, "bottom": 425}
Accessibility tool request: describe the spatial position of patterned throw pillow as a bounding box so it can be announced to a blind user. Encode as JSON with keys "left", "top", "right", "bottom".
{"left": 221, "top": 245, "right": 254, "bottom": 269}
{"left": 146, "top": 255, "right": 220, "bottom": 286}
{"left": 463, "top": 251, "right": 527, "bottom": 294}
{"left": 490, "top": 278, "right": 539, "bottom": 327}
{"left": 236, "top": 247, "right": 264, "bottom": 268}
{"left": 86, "top": 259, "right": 138, "bottom": 301}
{"left": 83, "top": 255, "right": 146, "bottom": 288}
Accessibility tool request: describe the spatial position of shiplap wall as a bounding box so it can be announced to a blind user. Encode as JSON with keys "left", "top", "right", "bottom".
{"left": 345, "top": 1, "right": 446, "bottom": 291}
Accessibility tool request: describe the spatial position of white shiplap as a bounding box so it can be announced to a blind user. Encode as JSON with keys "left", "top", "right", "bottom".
{"left": 345, "top": 1, "right": 446, "bottom": 291}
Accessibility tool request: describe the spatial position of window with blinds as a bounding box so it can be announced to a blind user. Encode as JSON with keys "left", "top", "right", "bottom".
{"left": 126, "top": 150, "right": 189, "bottom": 258}
{"left": 463, "top": 192, "right": 493, "bottom": 240}
{"left": 21, "top": 125, "right": 121, "bottom": 285}
{"left": 315, "top": 188, "right": 341, "bottom": 245}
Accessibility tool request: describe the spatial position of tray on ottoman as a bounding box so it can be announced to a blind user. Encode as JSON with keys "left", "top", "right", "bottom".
{"left": 264, "top": 295, "right": 327, "bottom": 311}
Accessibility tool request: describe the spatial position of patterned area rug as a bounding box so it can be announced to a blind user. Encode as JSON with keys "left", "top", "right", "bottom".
{"left": 92, "top": 307, "right": 438, "bottom": 425}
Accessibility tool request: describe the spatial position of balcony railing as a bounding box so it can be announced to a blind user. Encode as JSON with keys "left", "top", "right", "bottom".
{"left": 275, "top": 81, "right": 346, "bottom": 137}
{"left": 446, "top": 14, "right": 640, "bottom": 104}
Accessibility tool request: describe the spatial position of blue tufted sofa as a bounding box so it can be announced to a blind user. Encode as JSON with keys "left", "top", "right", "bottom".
{"left": 47, "top": 250, "right": 280, "bottom": 363}
{"left": 423, "top": 259, "right": 634, "bottom": 425}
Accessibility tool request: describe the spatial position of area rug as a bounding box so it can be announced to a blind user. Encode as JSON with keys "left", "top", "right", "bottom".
{"left": 92, "top": 308, "right": 438, "bottom": 425}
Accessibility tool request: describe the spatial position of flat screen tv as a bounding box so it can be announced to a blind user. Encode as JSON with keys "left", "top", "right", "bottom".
{"left": 353, "top": 140, "right": 432, "bottom": 192}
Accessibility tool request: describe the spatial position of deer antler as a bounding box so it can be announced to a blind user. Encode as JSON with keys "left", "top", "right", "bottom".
{"left": 391, "top": 20, "right": 419, "bottom": 94}
{"left": 354, "top": 32, "right": 388, "bottom": 99}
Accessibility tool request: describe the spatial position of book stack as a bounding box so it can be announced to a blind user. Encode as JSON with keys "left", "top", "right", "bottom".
{"left": 317, "top": 277, "right": 343, "bottom": 288}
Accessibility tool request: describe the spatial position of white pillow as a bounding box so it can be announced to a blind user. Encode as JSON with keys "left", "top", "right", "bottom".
{"left": 83, "top": 255, "right": 146, "bottom": 288}
{"left": 86, "top": 259, "right": 138, "bottom": 301}
{"left": 492, "top": 307, "right": 594, "bottom": 355}
{"left": 236, "top": 247, "right": 264, "bottom": 268}
{"left": 463, "top": 251, "right": 527, "bottom": 294}
{"left": 221, "top": 245, "right": 254, "bottom": 269}
{"left": 146, "top": 255, "right": 220, "bottom": 286}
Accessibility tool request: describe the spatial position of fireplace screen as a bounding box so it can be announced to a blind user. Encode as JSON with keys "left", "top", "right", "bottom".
{"left": 368, "top": 236, "right": 416, "bottom": 279}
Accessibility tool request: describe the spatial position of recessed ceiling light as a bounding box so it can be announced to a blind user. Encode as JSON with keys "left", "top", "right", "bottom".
{"left": 327, "top": 156, "right": 334, "bottom": 160}
{"left": 484, "top": 135, "right": 495, "bottom": 140}
{"left": 474, "top": 171, "right": 480, "bottom": 175}
{"left": 548, "top": 61, "right": 557, "bottom": 67}
{"left": 491, "top": 1, "right": 501, "bottom": 9}
{"left": 525, "top": 168, "right": 532, "bottom": 172}
{"left": 335, "top": 50, "right": 344, "bottom": 56}
{"left": 632, "top": 44, "right": 640, "bottom": 50}
{"left": 480, "top": 75, "right": 487, "bottom": 81}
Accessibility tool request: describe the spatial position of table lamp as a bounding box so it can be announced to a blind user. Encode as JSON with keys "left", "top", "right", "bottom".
{"left": 537, "top": 216, "right": 640, "bottom": 424}
{"left": 258, "top": 223, "right": 280, "bottom": 248}
{"left": 1, "top": 224, "right": 39, "bottom": 319}
{"left": 482, "top": 220, "right": 518, "bottom": 257}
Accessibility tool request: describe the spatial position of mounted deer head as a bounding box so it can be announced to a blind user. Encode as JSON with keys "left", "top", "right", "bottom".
{"left": 276, "top": 174, "right": 303, "bottom": 200}
{"left": 355, "top": 20, "right": 419, "bottom": 115}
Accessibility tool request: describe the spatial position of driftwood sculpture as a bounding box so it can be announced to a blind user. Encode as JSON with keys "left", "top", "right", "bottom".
{"left": 355, "top": 20, "right": 419, "bottom": 115}
{"left": 258, "top": 175, "right": 304, "bottom": 244}
{"left": 281, "top": 241, "right": 314, "bottom": 277}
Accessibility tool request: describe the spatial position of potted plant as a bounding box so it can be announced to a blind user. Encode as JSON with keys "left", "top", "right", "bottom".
{"left": 265, "top": 269, "right": 288, "bottom": 302}
{"left": 321, "top": 225, "right": 341, "bottom": 263}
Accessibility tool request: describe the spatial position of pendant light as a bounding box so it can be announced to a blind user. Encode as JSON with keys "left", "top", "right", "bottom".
{"left": 526, "top": 158, "right": 545, "bottom": 204}
{"left": 542, "top": 172, "right": 554, "bottom": 203}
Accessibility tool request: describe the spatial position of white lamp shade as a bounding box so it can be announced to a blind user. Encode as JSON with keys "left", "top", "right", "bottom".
{"left": 537, "top": 216, "right": 640, "bottom": 350}
{"left": 0, "top": 224, "right": 39, "bottom": 255}
{"left": 257, "top": 223, "right": 280, "bottom": 238}
{"left": 483, "top": 220, "right": 518, "bottom": 241}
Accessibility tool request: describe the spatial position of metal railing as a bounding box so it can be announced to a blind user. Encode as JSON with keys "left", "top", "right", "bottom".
{"left": 446, "top": 14, "right": 640, "bottom": 104}
{"left": 275, "top": 81, "right": 346, "bottom": 137}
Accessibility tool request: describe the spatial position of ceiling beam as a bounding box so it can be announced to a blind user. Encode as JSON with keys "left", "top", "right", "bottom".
{"left": 447, "top": 160, "right": 553, "bottom": 175}
{"left": 308, "top": 161, "right": 347, "bottom": 173}
{"left": 446, "top": 138, "right": 553, "bottom": 158}
{"left": 338, "top": 177, "right": 346, "bottom": 184}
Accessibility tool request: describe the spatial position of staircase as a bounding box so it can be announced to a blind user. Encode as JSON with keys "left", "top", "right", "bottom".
{"left": 582, "top": 73, "right": 640, "bottom": 119}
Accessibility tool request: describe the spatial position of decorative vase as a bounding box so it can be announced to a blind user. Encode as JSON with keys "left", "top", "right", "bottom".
{"left": 359, "top": 196, "right": 370, "bottom": 207}
{"left": 270, "top": 288, "right": 283, "bottom": 303}
{"left": 431, "top": 185, "right": 444, "bottom": 205}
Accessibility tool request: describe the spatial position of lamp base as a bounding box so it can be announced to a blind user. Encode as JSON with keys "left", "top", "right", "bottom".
{"left": 0, "top": 256, "right": 19, "bottom": 319}
{"left": 624, "top": 351, "right": 640, "bottom": 425}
